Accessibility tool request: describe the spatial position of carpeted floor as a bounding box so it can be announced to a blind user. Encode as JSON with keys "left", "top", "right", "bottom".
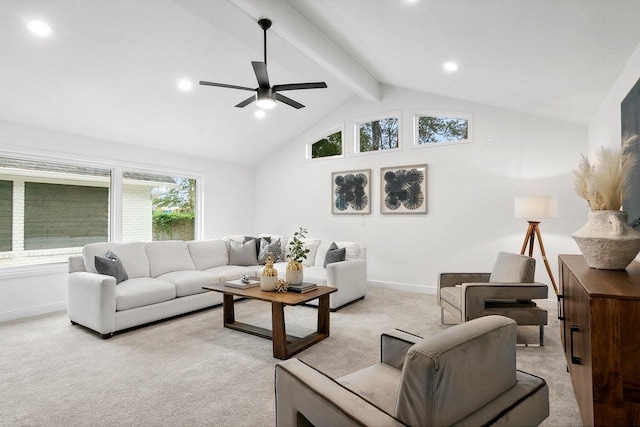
{"left": 0, "top": 287, "right": 581, "bottom": 426}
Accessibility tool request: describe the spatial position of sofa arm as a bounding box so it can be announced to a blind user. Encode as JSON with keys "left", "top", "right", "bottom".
{"left": 275, "top": 359, "right": 405, "bottom": 427}
{"left": 68, "top": 271, "right": 117, "bottom": 336}
{"left": 381, "top": 329, "right": 423, "bottom": 370}
{"left": 326, "top": 258, "right": 367, "bottom": 298}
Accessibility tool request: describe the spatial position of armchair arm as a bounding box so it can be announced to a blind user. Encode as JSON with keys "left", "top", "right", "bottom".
{"left": 275, "top": 359, "right": 405, "bottom": 427}
{"left": 68, "top": 271, "right": 117, "bottom": 335}
{"left": 438, "top": 272, "right": 490, "bottom": 305}
{"left": 381, "top": 329, "right": 423, "bottom": 370}
{"left": 462, "top": 282, "right": 549, "bottom": 320}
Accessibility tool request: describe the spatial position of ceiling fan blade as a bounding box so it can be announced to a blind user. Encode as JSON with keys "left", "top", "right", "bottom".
{"left": 199, "top": 81, "right": 256, "bottom": 91}
{"left": 251, "top": 61, "right": 270, "bottom": 88}
{"left": 272, "top": 82, "right": 327, "bottom": 91}
{"left": 235, "top": 95, "right": 256, "bottom": 108}
{"left": 275, "top": 93, "right": 305, "bottom": 109}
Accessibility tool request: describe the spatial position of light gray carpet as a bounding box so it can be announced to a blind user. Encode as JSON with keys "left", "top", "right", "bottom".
{"left": 0, "top": 288, "right": 580, "bottom": 426}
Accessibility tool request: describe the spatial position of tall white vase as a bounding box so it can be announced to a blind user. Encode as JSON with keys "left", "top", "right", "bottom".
{"left": 572, "top": 210, "right": 640, "bottom": 270}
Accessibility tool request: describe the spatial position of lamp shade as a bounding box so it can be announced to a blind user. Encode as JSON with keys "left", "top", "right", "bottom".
{"left": 514, "top": 196, "right": 558, "bottom": 219}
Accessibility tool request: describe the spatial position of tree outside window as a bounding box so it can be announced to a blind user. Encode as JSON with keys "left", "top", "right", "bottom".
{"left": 358, "top": 118, "right": 399, "bottom": 152}
{"left": 311, "top": 131, "right": 342, "bottom": 159}
{"left": 417, "top": 115, "right": 469, "bottom": 145}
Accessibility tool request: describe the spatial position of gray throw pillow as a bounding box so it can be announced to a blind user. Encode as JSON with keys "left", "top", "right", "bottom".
{"left": 324, "top": 242, "right": 346, "bottom": 268}
{"left": 230, "top": 240, "right": 258, "bottom": 266}
{"left": 258, "top": 238, "right": 282, "bottom": 264}
{"left": 245, "top": 236, "right": 267, "bottom": 256}
{"left": 94, "top": 250, "right": 129, "bottom": 284}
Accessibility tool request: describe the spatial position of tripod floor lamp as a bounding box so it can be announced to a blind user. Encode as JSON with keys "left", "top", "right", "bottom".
{"left": 514, "top": 195, "right": 558, "bottom": 294}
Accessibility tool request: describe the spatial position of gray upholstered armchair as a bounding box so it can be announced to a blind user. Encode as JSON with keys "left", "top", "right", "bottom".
{"left": 275, "top": 316, "right": 549, "bottom": 427}
{"left": 438, "top": 252, "right": 548, "bottom": 345}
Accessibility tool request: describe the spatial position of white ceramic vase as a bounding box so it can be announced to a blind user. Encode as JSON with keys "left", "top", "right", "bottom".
{"left": 286, "top": 261, "right": 304, "bottom": 285}
{"left": 572, "top": 210, "right": 640, "bottom": 270}
{"left": 260, "top": 275, "right": 277, "bottom": 291}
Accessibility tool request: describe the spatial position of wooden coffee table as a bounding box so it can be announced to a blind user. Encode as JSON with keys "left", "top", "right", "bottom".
{"left": 202, "top": 283, "right": 338, "bottom": 360}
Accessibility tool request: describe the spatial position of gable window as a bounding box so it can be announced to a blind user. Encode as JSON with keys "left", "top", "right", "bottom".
{"left": 356, "top": 115, "right": 400, "bottom": 153}
{"left": 414, "top": 112, "right": 471, "bottom": 146}
{"left": 309, "top": 129, "right": 343, "bottom": 159}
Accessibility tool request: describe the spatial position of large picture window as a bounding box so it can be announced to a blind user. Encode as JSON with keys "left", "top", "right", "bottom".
{"left": 0, "top": 157, "right": 111, "bottom": 267}
{"left": 122, "top": 172, "right": 196, "bottom": 242}
{"left": 356, "top": 115, "right": 399, "bottom": 153}
{"left": 414, "top": 112, "right": 472, "bottom": 146}
{"left": 0, "top": 155, "right": 200, "bottom": 268}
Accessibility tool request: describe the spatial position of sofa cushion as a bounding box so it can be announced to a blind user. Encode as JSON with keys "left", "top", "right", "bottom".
{"left": 115, "top": 277, "right": 176, "bottom": 311}
{"left": 187, "top": 239, "right": 228, "bottom": 270}
{"left": 157, "top": 270, "right": 220, "bottom": 297}
{"left": 204, "top": 265, "right": 260, "bottom": 282}
{"left": 258, "top": 238, "right": 282, "bottom": 264}
{"left": 334, "top": 241, "right": 360, "bottom": 261}
{"left": 229, "top": 240, "right": 258, "bottom": 266}
{"left": 94, "top": 250, "right": 129, "bottom": 284}
{"left": 145, "top": 241, "right": 196, "bottom": 277}
{"left": 83, "top": 242, "right": 150, "bottom": 279}
{"left": 301, "top": 266, "right": 328, "bottom": 285}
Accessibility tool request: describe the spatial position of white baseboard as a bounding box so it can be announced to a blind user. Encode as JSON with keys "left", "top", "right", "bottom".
{"left": 0, "top": 301, "right": 67, "bottom": 323}
{"left": 368, "top": 280, "right": 436, "bottom": 295}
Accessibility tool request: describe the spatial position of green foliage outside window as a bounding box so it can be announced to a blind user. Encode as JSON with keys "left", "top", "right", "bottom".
{"left": 311, "top": 131, "right": 342, "bottom": 158}
{"left": 359, "top": 118, "right": 398, "bottom": 152}
{"left": 418, "top": 116, "right": 468, "bottom": 144}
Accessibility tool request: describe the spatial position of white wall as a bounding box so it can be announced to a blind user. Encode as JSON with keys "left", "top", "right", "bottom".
{"left": 589, "top": 41, "right": 640, "bottom": 152}
{"left": 0, "top": 119, "right": 255, "bottom": 322}
{"left": 255, "top": 85, "right": 588, "bottom": 295}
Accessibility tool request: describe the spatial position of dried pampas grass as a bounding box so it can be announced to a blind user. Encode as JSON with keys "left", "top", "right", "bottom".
{"left": 573, "top": 135, "right": 639, "bottom": 211}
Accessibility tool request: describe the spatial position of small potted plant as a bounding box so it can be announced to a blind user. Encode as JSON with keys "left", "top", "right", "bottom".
{"left": 286, "top": 227, "right": 309, "bottom": 285}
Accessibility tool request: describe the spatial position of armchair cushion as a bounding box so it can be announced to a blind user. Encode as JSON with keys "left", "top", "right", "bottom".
{"left": 337, "top": 364, "right": 402, "bottom": 414}
{"left": 490, "top": 252, "right": 535, "bottom": 283}
{"left": 396, "top": 316, "right": 516, "bottom": 427}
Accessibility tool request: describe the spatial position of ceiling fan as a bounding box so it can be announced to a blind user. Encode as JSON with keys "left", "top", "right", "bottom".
{"left": 199, "top": 18, "right": 327, "bottom": 110}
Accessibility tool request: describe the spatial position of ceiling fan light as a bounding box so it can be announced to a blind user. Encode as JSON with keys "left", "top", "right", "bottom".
{"left": 256, "top": 97, "right": 276, "bottom": 109}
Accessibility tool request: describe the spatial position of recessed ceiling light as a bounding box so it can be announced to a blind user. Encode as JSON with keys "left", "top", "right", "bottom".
{"left": 27, "top": 20, "right": 52, "bottom": 37}
{"left": 443, "top": 62, "right": 458, "bottom": 72}
{"left": 254, "top": 110, "right": 266, "bottom": 119}
{"left": 177, "top": 79, "right": 193, "bottom": 91}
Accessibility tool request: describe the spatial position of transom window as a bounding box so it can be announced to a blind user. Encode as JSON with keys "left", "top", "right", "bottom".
{"left": 414, "top": 112, "right": 471, "bottom": 146}
{"left": 356, "top": 115, "right": 400, "bottom": 153}
{"left": 308, "top": 129, "right": 343, "bottom": 159}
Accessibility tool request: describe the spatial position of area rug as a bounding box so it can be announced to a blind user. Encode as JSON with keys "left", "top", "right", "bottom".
{"left": 0, "top": 287, "right": 580, "bottom": 426}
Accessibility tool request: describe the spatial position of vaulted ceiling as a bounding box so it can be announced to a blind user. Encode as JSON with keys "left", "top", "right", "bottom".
{"left": 2, "top": 0, "right": 640, "bottom": 164}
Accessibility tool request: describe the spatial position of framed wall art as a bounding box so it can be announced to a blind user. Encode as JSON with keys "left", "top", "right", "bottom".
{"left": 621, "top": 77, "right": 640, "bottom": 229}
{"left": 331, "top": 169, "right": 371, "bottom": 214}
{"left": 380, "top": 164, "right": 427, "bottom": 214}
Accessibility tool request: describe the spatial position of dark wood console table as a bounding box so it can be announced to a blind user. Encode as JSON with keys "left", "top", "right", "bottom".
{"left": 559, "top": 254, "right": 640, "bottom": 426}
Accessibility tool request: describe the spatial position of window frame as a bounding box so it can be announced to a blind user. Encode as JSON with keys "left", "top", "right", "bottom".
{"left": 353, "top": 111, "right": 402, "bottom": 155}
{"left": 0, "top": 149, "right": 203, "bottom": 270}
{"left": 306, "top": 125, "right": 345, "bottom": 161}
{"left": 412, "top": 110, "right": 473, "bottom": 148}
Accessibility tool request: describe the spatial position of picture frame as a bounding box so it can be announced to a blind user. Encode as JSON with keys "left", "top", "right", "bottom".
{"left": 331, "top": 169, "right": 371, "bottom": 214}
{"left": 380, "top": 164, "right": 427, "bottom": 214}
{"left": 621, "top": 77, "right": 640, "bottom": 229}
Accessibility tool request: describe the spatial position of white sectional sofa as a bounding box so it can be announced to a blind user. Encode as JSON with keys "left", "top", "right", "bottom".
{"left": 68, "top": 235, "right": 367, "bottom": 338}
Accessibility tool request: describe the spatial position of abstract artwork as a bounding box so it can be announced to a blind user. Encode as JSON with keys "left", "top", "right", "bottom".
{"left": 331, "top": 169, "right": 371, "bottom": 214}
{"left": 621, "top": 77, "right": 640, "bottom": 229}
{"left": 380, "top": 164, "right": 427, "bottom": 214}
